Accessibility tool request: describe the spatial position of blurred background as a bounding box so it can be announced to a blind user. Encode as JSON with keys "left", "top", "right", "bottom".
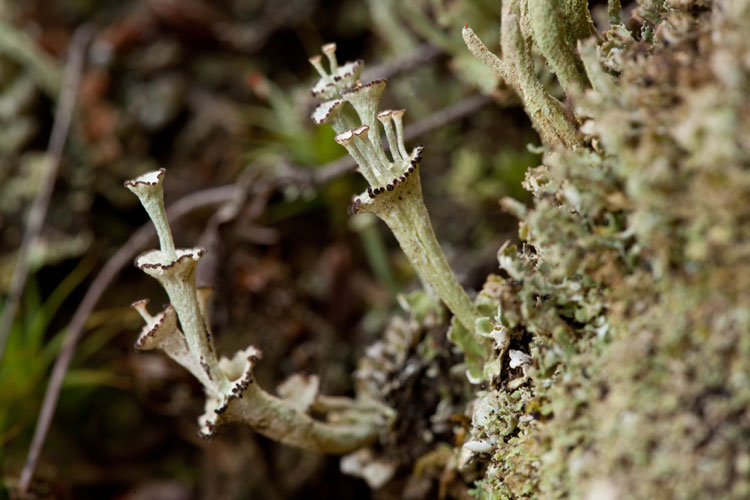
{"left": 0, "top": 0, "right": 549, "bottom": 498}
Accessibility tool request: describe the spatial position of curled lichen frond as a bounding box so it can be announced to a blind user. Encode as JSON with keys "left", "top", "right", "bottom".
{"left": 198, "top": 345, "right": 261, "bottom": 438}
{"left": 475, "top": 314, "right": 511, "bottom": 382}
{"left": 311, "top": 98, "right": 358, "bottom": 134}
{"left": 458, "top": 391, "right": 503, "bottom": 469}
{"left": 311, "top": 98, "right": 344, "bottom": 126}
{"left": 341, "top": 449, "right": 396, "bottom": 489}
{"left": 277, "top": 373, "right": 320, "bottom": 413}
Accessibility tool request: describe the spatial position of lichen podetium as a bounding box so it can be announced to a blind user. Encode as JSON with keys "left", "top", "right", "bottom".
{"left": 126, "top": 169, "right": 387, "bottom": 453}
{"left": 309, "top": 43, "right": 487, "bottom": 367}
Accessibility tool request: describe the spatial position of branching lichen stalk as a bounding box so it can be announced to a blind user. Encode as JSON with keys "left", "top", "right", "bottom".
{"left": 561, "top": 0, "right": 599, "bottom": 42}
{"left": 462, "top": 12, "right": 580, "bottom": 149}
{"left": 225, "top": 383, "right": 378, "bottom": 453}
{"left": 126, "top": 169, "right": 385, "bottom": 454}
{"left": 500, "top": 8, "right": 580, "bottom": 148}
{"left": 527, "top": 0, "right": 589, "bottom": 95}
{"left": 369, "top": 163, "right": 481, "bottom": 333}
{"left": 309, "top": 43, "right": 483, "bottom": 336}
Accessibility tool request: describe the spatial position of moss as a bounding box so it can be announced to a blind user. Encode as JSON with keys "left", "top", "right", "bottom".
{"left": 465, "top": 0, "right": 750, "bottom": 497}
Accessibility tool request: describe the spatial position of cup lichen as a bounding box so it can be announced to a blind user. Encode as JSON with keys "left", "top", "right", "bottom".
{"left": 309, "top": 42, "right": 492, "bottom": 380}
{"left": 126, "top": 168, "right": 386, "bottom": 453}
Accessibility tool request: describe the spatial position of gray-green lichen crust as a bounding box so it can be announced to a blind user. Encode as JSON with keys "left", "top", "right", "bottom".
{"left": 465, "top": 0, "right": 750, "bottom": 498}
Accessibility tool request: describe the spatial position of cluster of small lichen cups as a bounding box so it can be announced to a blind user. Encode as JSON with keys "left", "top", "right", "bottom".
{"left": 310, "top": 43, "right": 501, "bottom": 382}
{"left": 125, "top": 169, "right": 384, "bottom": 453}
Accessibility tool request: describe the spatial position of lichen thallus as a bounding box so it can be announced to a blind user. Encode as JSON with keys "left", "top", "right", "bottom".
{"left": 309, "top": 43, "right": 491, "bottom": 372}
{"left": 125, "top": 169, "right": 388, "bottom": 452}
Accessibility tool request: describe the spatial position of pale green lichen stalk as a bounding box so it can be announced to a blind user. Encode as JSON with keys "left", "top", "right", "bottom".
{"left": 309, "top": 43, "right": 486, "bottom": 363}
{"left": 126, "top": 169, "right": 384, "bottom": 453}
{"left": 527, "top": 0, "right": 589, "bottom": 96}
{"left": 125, "top": 169, "right": 219, "bottom": 389}
{"left": 462, "top": 0, "right": 588, "bottom": 149}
